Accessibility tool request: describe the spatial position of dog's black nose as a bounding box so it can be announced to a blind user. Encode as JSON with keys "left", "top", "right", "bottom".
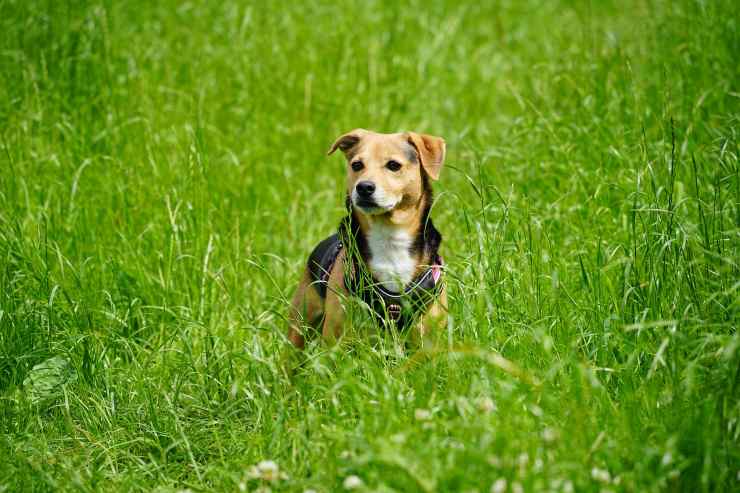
{"left": 356, "top": 181, "right": 376, "bottom": 198}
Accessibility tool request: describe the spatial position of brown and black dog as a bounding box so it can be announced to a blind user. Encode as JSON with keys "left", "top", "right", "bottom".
{"left": 288, "top": 129, "right": 447, "bottom": 348}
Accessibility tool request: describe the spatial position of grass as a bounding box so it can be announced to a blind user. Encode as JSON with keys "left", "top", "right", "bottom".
{"left": 0, "top": 0, "right": 738, "bottom": 491}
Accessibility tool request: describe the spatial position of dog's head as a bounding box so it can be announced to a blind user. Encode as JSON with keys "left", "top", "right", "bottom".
{"left": 328, "top": 129, "right": 446, "bottom": 216}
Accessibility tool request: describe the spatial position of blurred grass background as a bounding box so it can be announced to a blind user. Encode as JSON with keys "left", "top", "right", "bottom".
{"left": 0, "top": 0, "right": 738, "bottom": 491}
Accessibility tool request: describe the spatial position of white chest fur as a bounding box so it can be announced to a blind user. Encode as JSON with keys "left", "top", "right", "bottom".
{"left": 366, "top": 223, "right": 416, "bottom": 292}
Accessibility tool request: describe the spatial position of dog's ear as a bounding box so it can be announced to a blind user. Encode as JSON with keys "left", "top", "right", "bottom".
{"left": 406, "top": 132, "right": 446, "bottom": 180}
{"left": 327, "top": 129, "right": 366, "bottom": 156}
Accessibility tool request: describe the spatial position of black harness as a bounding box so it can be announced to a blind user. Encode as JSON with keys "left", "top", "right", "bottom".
{"left": 307, "top": 233, "right": 443, "bottom": 331}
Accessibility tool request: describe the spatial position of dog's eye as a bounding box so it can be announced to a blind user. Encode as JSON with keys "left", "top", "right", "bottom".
{"left": 386, "top": 160, "right": 402, "bottom": 172}
{"left": 351, "top": 161, "right": 364, "bottom": 172}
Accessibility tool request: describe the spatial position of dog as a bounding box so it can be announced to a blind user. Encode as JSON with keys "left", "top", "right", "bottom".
{"left": 287, "top": 129, "right": 447, "bottom": 348}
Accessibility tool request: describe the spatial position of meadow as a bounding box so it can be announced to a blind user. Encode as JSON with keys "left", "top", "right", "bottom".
{"left": 1, "top": 0, "right": 738, "bottom": 491}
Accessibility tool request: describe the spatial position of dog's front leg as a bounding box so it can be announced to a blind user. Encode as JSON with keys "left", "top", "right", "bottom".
{"left": 321, "top": 251, "right": 348, "bottom": 343}
{"left": 321, "top": 291, "right": 345, "bottom": 343}
{"left": 288, "top": 269, "right": 324, "bottom": 349}
{"left": 416, "top": 287, "right": 448, "bottom": 347}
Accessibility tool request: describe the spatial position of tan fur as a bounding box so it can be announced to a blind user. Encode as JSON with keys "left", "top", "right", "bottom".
{"left": 287, "top": 268, "right": 324, "bottom": 349}
{"left": 288, "top": 130, "right": 447, "bottom": 348}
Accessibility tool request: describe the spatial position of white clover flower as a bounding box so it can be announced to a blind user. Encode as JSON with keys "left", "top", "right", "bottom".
{"left": 542, "top": 427, "right": 558, "bottom": 443}
{"left": 477, "top": 396, "right": 496, "bottom": 413}
{"left": 591, "top": 467, "right": 611, "bottom": 483}
{"left": 487, "top": 455, "right": 502, "bottom": 467}
{"left": 661, "top": 452, "right": 673, "bottom": 466}
{"left": 512, "top": 481, "right": 524, "bottom": 493}
{"left": 390, "top": 433, "right": 406, "bottom": 444}
{"left": 449, "top": 440, "right": 465, "bottom": 450}
{"left": 517, "top": 452, "right": 529, "bottom": 468}
{"left": 343, "top": 475, "right": 364, "bottom": 490}
{"left": 490, "top": 478, "right": 507, "bottom": 493}
{"left": 247, "top": 460, "right": 287, "bottom": 482}
{"left": 414, "top": 408, "right": 432, "bottom": 421}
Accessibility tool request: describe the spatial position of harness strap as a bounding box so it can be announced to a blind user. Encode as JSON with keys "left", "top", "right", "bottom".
{"left": 345, "top": 253, "right": 444, "bottom": 331}
{"left": 307, "top": 233, "right": 444, "bottom": 331}
{"left": 307, "top": 234, "right": 343, "bottom": 298}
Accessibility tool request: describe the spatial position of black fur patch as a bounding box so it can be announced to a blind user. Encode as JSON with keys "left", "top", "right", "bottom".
{"left": 404, "top": 141, "right": 419, "bottom": 164}
{"left": 338, "top": 135, "right": 360, "bottom": 152}
{"left": 411, "top": 173, "right": 441, "bottom": 259}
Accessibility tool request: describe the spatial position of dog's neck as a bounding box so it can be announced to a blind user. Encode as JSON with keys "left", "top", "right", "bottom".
{"left": 342, "top": 192, "right": 441, "bottom": 293}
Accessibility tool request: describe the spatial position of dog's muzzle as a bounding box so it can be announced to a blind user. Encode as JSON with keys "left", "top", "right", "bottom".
{"left": 353, "top": 181, "right": 380, "bottom": 210}
{"left": 352, "top": 181, "right": 398, "bottom": 213}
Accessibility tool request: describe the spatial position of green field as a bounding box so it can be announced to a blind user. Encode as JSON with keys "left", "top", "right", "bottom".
{"left": 1, "top": 0, "right": 738, "bottom": 491}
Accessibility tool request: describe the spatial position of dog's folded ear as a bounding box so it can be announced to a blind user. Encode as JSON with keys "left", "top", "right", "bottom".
{"left": 328, "top": 129, "right": 367, "bottom": 156}
{"left": 406, "top": 132, "right": 446, "bottom": 180}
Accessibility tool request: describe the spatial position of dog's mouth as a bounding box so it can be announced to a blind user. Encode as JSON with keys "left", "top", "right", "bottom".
{"left": 353, "top": 197, "right": 395, "bottom": 215}
{"left": 354, "top": 197, "right": 379, "bottom": 209}
{"left": 351, "top": 186, "right": 400, "bottom": 215}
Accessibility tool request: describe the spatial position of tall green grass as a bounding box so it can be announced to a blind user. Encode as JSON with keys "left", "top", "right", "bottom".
{"left": 1, "top": 0, "right": 738, "bottom": 491}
